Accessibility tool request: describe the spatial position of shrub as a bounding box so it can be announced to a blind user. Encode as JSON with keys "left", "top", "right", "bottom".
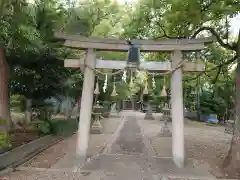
{"left": 31, "top": 119, "right": 52, "bottom": 135}
{"left": 0, "top": 118, "right": 11, "bottom": 148}
{"left": 33, "top": 118, "right": 78, "bottom": 136}
{"left": 51, "top": 118, "right": 78, "bottom": 136}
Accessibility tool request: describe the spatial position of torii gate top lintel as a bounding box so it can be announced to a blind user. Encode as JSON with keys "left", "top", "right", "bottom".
{"left": 56, "top": 33, "right": 213, "bottom": 72}
{"left": 54, "top": 32, "right": 214, "bottom": 52}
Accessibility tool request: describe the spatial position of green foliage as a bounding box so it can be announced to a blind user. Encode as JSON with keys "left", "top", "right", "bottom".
{"left": 51, "top": 118, "right": 78, "bottom": 136}
{"left": 0, "top": 131, "right": 11, "bottom": 148}
{"left": 0, "top": 117, "right": 11, "bottom": 148}
{"left": 35, "top": 119, "right": 52, "bottom": 135}
{"left": 33, "top": 118, "right": 78, "bottom": 136}
{"left": 10, "top": 94, "right": 26, "bottom": 112}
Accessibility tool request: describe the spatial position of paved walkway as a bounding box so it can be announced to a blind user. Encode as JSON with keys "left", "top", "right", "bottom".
{"left": 1, "top": 111, "right": 216, "bottom": 180}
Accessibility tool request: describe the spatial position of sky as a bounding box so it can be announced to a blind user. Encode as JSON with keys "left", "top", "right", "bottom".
{"left": 230, "top": 14, "right": 240, "bottom": 36}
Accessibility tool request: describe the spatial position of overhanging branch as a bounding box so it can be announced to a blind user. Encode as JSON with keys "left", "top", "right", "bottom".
{"left": 154, "top": 22, "right": 236, "bottom": 52}
{"left": 155, "top": 22, "right": 186, "bottom": 39}
{"left": 191, "top": 26, "right": 235, "bottom": 50}
{"left": 184, "top": 55, "right": 237, "bottom": 82}
{"left": 212, "top": 67, "right": 222, "bottom": 84}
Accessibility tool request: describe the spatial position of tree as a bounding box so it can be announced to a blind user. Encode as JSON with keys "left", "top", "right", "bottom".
{"left": 5, "top": 0, "right": 70, "bottom": 123}
{"left": 0, "top": 0, "right": 42, "bottom": 125}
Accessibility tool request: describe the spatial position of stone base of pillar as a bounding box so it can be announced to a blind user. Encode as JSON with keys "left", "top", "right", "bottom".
{"left": 144, "top": 113, "right": 155, "bottom": 120}
{"left": 109, "top": 111, "right": 120, "bottom": 117}
{"left": 144, "top": 104, "right": 155, "bottom": 120}
{"left": 90, "top": 119, "right": 103, "bottom": 134}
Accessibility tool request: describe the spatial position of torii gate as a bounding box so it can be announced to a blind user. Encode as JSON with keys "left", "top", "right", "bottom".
{"left": 55, "top": 33, "right": 213, "bottom": 168}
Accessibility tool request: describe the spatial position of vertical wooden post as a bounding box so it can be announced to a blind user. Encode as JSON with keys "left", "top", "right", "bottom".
{"left": 76, "top": 49, "right": 96, "bottom": 157}
{"left": 171, "top": 50, "right": 184, "bottom": 168}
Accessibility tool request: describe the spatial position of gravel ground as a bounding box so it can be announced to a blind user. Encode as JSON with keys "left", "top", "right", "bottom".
{"left": 138, "top": 116, "right": 233, "bottom": 179}
{"left": 184, "top": 124, "right": 232, "bottom": 178}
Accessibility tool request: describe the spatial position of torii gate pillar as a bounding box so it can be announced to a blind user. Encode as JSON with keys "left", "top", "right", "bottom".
{"left": 171, "top": 50, "right": 184, "bottom": 168}
{"left": 76, "top": 49, "right": 96, "bottom": 157}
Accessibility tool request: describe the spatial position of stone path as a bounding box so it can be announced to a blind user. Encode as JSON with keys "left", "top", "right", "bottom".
{"left": 1, "top": 111, "right": 217, "bottom": 180}
{"left": 78, "top": 111, "right": 215, "bottom": 180}
{"left": 111, "top": 115, "right": 144, "bottom": 154}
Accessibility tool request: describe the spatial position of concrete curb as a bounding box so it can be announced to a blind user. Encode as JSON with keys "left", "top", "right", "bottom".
{"left": 0, "top": 133, "right": 74, "bottom": 176}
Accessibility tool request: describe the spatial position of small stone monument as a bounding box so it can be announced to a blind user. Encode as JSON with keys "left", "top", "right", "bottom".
{"left": 91, "top": 101, "right": 103, "bottom": 134}
{"left": 144, "top": 103, "right": 154, "bottom": 120}
{"left": 159, "top": 105, "right": 171, "bottom": 137}
{"left": 109, "top": 103, "right": 119, "bottom": 117}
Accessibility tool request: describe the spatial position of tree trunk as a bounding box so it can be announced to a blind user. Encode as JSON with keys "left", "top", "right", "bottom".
{"left": 0, "top": 48, "right": 10, "bottom": 151}
{"left": 77, "top": 96, "right": 81, "bottom": 113}
{"left": 222, "top": 29, "right": 240, "bottom": 178}
{"left": 0, "top": 48, "right": 9, "bottom": 125}
{"left": 65, "top": 96, "right": 71, "bottom": 119}
{"left": 223, "top": 129, "right": 240, "bottom": 177}
{"left": 131, "top": 97, "right": 135, "bottom": 110}
{"left": 25, "top": 98, "right": 32, "bottom": 124}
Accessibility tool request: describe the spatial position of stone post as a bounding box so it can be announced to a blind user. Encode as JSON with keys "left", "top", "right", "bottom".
{"left": 76, "top": 49, "right": 96, "bottom": 157}
{"left": 171, "top": 50, "right": 184, "bottom": 168}
{"left": 144, "top": 103, "right": 154, "bottom": 120}
{"left": 159, "top": 107, "right": 171, "bottom": 137}
{"left": 91, "top": 102, "right": 103, "bottom": 134}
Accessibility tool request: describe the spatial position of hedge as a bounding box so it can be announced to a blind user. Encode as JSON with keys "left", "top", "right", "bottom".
{"left": 51, "top": 118, "right": 78, "bottom": 136}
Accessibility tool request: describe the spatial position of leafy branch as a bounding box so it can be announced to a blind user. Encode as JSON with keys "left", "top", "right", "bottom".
{"left": 191, "top": 26, "right": 235, "bottom": 50}
{"left": 155, "top": 22, "right": 186, "bottom": 39}
{"left": 154, "top": 19, "right": 239, "bottom": 84}
{"left": 184, "top": 55, "right": 237, "bottom": 82}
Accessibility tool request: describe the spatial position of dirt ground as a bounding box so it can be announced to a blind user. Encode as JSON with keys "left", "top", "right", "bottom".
{"left": 21, "top": 117, "right": 123, "bottom": 169}
{"left": 9, "top": 130, "right": 41, "bottom": 149}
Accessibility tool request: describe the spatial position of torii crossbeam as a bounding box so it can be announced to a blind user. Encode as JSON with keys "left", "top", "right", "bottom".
{"left": 55, "top": 32, "right": 213, "bottom": 168}
{"left": 64, "top": 58, "right": 205, "bottom": 72}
